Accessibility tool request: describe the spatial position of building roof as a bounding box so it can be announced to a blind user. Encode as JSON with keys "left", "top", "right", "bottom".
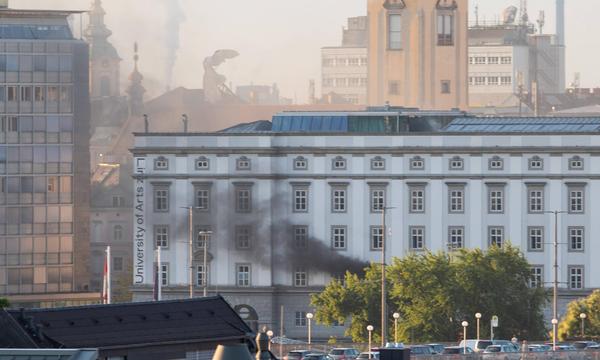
{"left": 444, "top": 117, "right": 600, "bottom": 133}
{"left": 0, "top": 24, "right": 73, "bottom": 39}
{"left": 219, "top": 120, "right": 273, "bottom": 133}
{"left": 0, "top": 349, "right": 98, "bottom": 360}
{"left": 0, "top": 309, "right": 38, "bottom": 348}
{"left": 3, "top": 296, "right": 253, "bottom": 350}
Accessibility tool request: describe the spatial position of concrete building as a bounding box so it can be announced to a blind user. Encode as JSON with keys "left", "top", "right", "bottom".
{"left": 130, "top": 111, "right": 600, "bottom": 339}
{"left": 0, "top": 2, "right": 95, "bottom": 307}
{"left": 367, "top": 0, "right": 469, "bottom": 110}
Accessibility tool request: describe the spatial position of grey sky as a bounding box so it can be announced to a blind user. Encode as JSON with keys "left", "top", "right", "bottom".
{"left": 11, "top": 0, "right": 594, "bottom": 102}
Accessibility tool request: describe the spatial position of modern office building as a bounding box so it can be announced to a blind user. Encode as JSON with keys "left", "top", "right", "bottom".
{"left": 131, "top": 110, "right": 600, "bottom": 339}
{"left": 0, "top": 2, "right": 95, "bottom": 307}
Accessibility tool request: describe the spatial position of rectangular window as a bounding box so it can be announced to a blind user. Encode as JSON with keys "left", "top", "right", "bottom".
{"left": 501, "top": 56, "right": 512, "bottom": 64}
{"left": 113, "top": 257, "right": 123, "bottom": 272}
{"left": 474, "top": 76, "right": 486, "bottom": 86}
{"left": 489, "top": 157, "right": 504, "bottom": 170}
{"left": 153, "top": 187, "right": 169, "bottom": 212}
{"left": 236, "top": 157, "right": 251, "bottom": 170}
{"left": 155, "top": 225, "right": 169, "bottom": 248}
{"left": 331, "top": 187, "right": 347, "bottom": 213}
{"left": 474, "top": 57, "right": 486, "bottom": 65}
{"left": 332, "top": 157, "right": 346, "bottom": 170}
{"left": 488, "top": 56, "right": 499, "bottom": 64}
{"left": 388, "top": 81, "right": 399, "bottom": 95}
{"left": 237, "top": 264, "right": 251, "bottom": 287}
{"left": 410, "top": 186, "right": 425, "bottom": 213}
{"left": 370, "top": 226, "right": 383, "bottom": 250}
{"left": 568, "top": 187, "right": 585, "bottom": 213}
{"left": 409, "top": 226, "right": 425, "bottom": 250}
{"left": 388, "top": 14, "right": 402, "bottom": 49}
{"left": 449, "top": 157, "right": 464, "bottom": 170}
{"left": 154, "top": 157, "right": 168, "bottom": 170}
{"left": 235, "top": 186, "right": 252, "bottom": 213}
{"left": 529, "top": 157, "right": 544, "bottom": 170}
{"left": 569, "top": 157, "right": 584, "bottom": 170}
{"left": 371, "top": 157, "right": 386, "bottom": 170}
{"left": 294, "top": 157, "right": 308, "bottom": 170}
{"left": 331, "top": 226, "right": 347, "bottom": 250}
{"left": 370, "top": 187, "right": 385, "bottom": 213}
{"left": 501, "top": 76, "right": 512, "bottom": 86}
{"left": 528, "top": 188, "right": 544, "bottom": 213}
{"left": 569, "top": 266, "right": 584, "bottom": 289}
{"left": 568, "top": 227, "right": 584, "bottom": 252}
{"left": 294, "top": 267, "right": 307, "bottom": 287}
{"left": 488, "top": 226, "right": 504, "bottom": 248}
{"left": 488, "top": 77, "right": 499, "bottom": 85}
{"left": 235, "top": 226, "right": 252, "bottom": 250}
{"left": 160, "top": 264, "right": 168, "bottom": 286}
{"left": 293, "top": 225, "right": 308, "bottom": 249}
{"left": 528, "top": 227, "right": 544, "bottom": 251}
{"left": 196, "top": 265, "right": 207, "bottom": 286}
{"left": 410, "top": 157, "right": 425, "bottom": 170}
{"left": 448, "top": 186, "right": 464, "bottom": 213}
{"left": 293, "top": 186, "right": 309, "bottom": 212}
{"left": 437, "top": 14, "right": 454, "bottom": 46}
{"left": 441, "top": 80, "right": 451, "bottom": 94}
{"left": 195, "top": 186, "right": 210, "bottom": 211}
{"left": 195, "top": 157, "right": 209, "bottom": 170}
{"left": 295, "top": 311, "right": 307, "bottom": 327}
{"left": 530, "top": 266, "right": 543, "bottom": 288}
{"left": 20, "top": 86, "right": 32, "bottom": 102}
{"left": 448, "top": 226, "right": 464, "bottom": 250}
{"left": 488, "top": 187, "right": 504, "bottom": 213}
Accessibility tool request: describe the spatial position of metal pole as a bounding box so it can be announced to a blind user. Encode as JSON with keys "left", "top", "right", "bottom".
{"left": 553, "top": 211, "right": 558, "bottom": 349}
{"left": 308, "top": 317, "right": 312, "bottom": 347}
{"left": 582, "top": 318, "right": 584, "bottom": 338}
{"left": 369, "top": 330, "right": 372, "bottom": 359}
{"left": 280, "top": 305, "right": 284, "bottom": 359}
{"left": 157, "top": 245, "right": 162, "bottom": 301}
{"left": 490, "top": 321, "right": 493, "bottom": 341}
{"left": 477, "top": 318, "right": 480, "bottom": 341}
{"left": 203, "top": 232, "right": 208, "bottom": 297}
{"left": 463, "top": 326, "right": 467, "bottom": 354}
{"left": 394, "top": 318, "right": 398, "bottom": 344}
{"left": 381, "top": 207, "right": 387, "bottom": 346}
{"left": 189, "top": 207, "right": 193, "bottom": 299}
{"left": 106, "top": 246, "right": 111, "bottom": 304}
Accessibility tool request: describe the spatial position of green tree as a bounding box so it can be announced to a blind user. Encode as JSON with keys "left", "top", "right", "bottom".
{"left": 0, "top": 298, "right": 9, "bottom": 308}
{"left": 311, "top": 245, "right": 548, "bottom": 343}
{"left": 558, "top": 290, "right": 600, "bottom": 340}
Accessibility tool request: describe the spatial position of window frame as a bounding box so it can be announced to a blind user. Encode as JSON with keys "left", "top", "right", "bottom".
{"left": 488, "top": 156, "right": 504, "bottom": 170}
{"left": 160, "top": 263, "right": 169, "bottom": 286}
{"left": 388, "top": 13, "right": 402, "bottom": 50}
{"left": 195, "top": 156, "right": 210, "bottom": 170}
{"left": 448, "top": 226, "right": 464, "bottom": 251}
{"left": 448, "top": 156, "right": 464, "bottom": 170}
{"left": 194, "top": 185, "right": 211, "bottom": 211}
{"left": 153, "top": 156, "right": 169, "bottom": 170}
{"left": 235, "top": 185, "right": 253, "bottom": 213}
{"left": 294, "top": 267, "right": 308, "bottom": 287}
{"left": 448, "top": 185, "right": 465, "bottom": 213}
{"left": 370, "top": 226, "right": 383, "bottom": 251}
{"left": 332, "top": 156, "right": 347, "bottom": 170}
{"left": 154, "top": 225, "right": 169, "bottom": 249}
{"left": 235, "top": 225, "right": 252, "bottom": 250}
{"left": 410, "top": 156, "right": 425, "bottom": 170}
{"left": 292, "top": 185, "right": 309, "bottom": 213}
{"left": 293, "top": 225, "right": 308, "bottom": 249}
{"left": 293, "top": 156, "right": 308, "bottom": 170}
{"left": 409, "top": 186, "right": 426, "bottom": 213}
{"left": 527, "top": 186, "right": 544, "bottom": 213}
{"left": 196, "top": 264, "right": 208, "bottom": 287}
{"left": 568, "top": 186, "right": 585, "bottom": 214}
{"left": 529, "top": 266, "right": 544, "bottom": 288}
{"left": 568, "top": 226, "right": 585, "bottom": 252}
{"left": 295, "top": 311, "right": 307, "bottom": 327}
{"left": 236, "top": 263, "right": 251, "bottom": 287}
{"left": 528, "top": 156, "right": 544, "bottom": 170}
{"left": 568, "top": 266, "right": 584, "bottom": 290}
{"left": 528, "top": 226, "right": 544, "bottom": 252}
{"left": 569, "top": 156, "right": 584, "bottom": 170}
{"left": 488, "top": 186, "right": 505, "bottom": 214}
{"left": 370, "top": 186, "right": 386, "bottom": 213}
{"left": 331, "top": 225, "right": 347, "bottom": 250}
{"left": 331, "top": 185, "right": 347, "bottom": 213}
{"left": 153, "top": 186, "right": 169, "bottom": 212}
{"left": 371, "top": 156, "right": 386, "bottom": 170}
{"left": 236, "top": 156, "right": 251, "bottom": 170}
{"left": 409, "top": 226, "right": 425, "bottom": 251}
{"left": 488, "top": 226, "right": 505, "bottom": 248}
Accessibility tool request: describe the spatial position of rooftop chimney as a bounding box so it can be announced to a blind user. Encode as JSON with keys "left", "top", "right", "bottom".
{"left": 0, "top": 0, "right": 8, "bottom": 8}
{"left": 556, "top": 0, "right": 565, "bottom": 46}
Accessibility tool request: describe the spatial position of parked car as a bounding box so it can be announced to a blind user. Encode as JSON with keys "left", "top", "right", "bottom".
{"left": 482, "top": 344, "right": 520, "bottom": 360}
{"left": 587, "top": 345, "right": 600, "bottom": 350}
{"left": 555, "top": 345, "right": 577, "bottom": 351}
{"left": 305, "top": 354, "right": 333, "bottom": 360}
{"left": 329, "top": 348, "right": 360, "bottom": 360}
{"left": 443, "top": 346, "right": 475, "bottom": 354}
{"left": 459, "top": 340, "right": 494, "bottom": 353}
{"left": 493, "top": 340, "right": 520, "bottom": 352}
{"left": 428, "top": 344, "right": 446, "bottom": 354}
{"left": 528, "top": 344, "right": 551, "bottom": 352}
{"left": 357, "top": 352, "right": 380, "bottom": 359}
{"left": 409, "top": 345, "right": 435, "bottom": 357}
{"left": 284, "top": 350, "right": 313, "bottom": 360}
{"left": 573, "top": 341, "right": 599, "bottom": 350}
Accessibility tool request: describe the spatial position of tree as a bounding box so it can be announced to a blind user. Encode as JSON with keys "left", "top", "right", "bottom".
{"left": 311, "top": 245, "right": 548, "bottom": 343}
{"left": 558, "top": 290, "right": 600, "bottom": 340}
{"left": 0, "top": 298, "right": 9, "bottom": 309}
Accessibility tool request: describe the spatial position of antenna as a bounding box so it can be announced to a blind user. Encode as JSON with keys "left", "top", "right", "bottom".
{"left": 475, "top": 3, "right": 479, "bottom": 26}
{"left": 537, "top": 10, "right": 545, "bottom": 34}
{"left": 519, "top": 0, "right": 529, "bottom": 25}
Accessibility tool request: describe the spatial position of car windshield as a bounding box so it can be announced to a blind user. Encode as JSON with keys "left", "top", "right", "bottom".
{"left": 478, "top": 341, "right": 493, "bottom": 349}
{"left": 487, "top": 347, "right": 501, "bottom": 353}
{"left": 331, "top": 350, "right": 345, "bottom": 355}
{"left": 444, "top": 349, "right": 460, "bottom": 354}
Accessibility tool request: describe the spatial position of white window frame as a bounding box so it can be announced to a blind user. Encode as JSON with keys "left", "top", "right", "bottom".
{"left": 236, "top": 264, "right": 251, "bottom": 287}
{"left": 528, "top": 187, "right": 544, "bottom": 213}
{"left": 488, "top": 187, "right": 504, "bottom": 213}
{"left": 370, "top": 226, "right": 383, "bottom": 250}
{"left": 195, "top": 156, "right": 210, "bottom": 170}
{"left": 488, "top": 156, "right": 504, "bottom": 170}
{"left": 568, "top": 186, "right": 585, "bottom": 214}
{"left": 371, "top": 156, "right": 386, "bottom": 170}
{"left": 153, "top": 186, "right": 169, "bottom": 212}
{"left": 331, "top": 226, "right": 347, "bottom": 250}
{"left": 448, "top": 226, "right": 464, "bottom": 251}
{"left": 530, "top": 266, "right": 543, "bottom": 288}
{"left": 155, "top": 225, "right": 169, "bottom": 249}
{"left": 195, "top": 186, "right": 211, "bottom": 211}
{"left": 409, "top": 226, "right": 425, "bottom": 251}
{"left": 154, "top": 156, "right": 169, "bottom": 170}
{"left": 370, "top": 187, "right": 386, "bottom": 213}
{"left": 196, "top": 264, "right": 207, "bottom": 286}
{"left": 236, "top": 156, "right": 251, "bottom": 170}
{"left": 448, "top": 186, "right": 464, "bottom": 213}
{"left": 569, "top": 156, "right": 584, "bottom": 170}
{"left": 235, "top": 226, "right": 252, "bottom": 250}
{"left": 332, "top": 156, "right": 347, "bottom": 170}
{"left": 195, "top": 226, "right": 212, "bottom": 249}
{"left": 293, "top": 186, "right": 309, "bottom": 213}
{"left": 568, "top": 227, "right": 584, "bottom": 252}
{"left": 528, "top": 156, "right": 544, "bottom": 170}
{"left": 410, "top": 156, "right": 425, "bottom": 170}
{"left": 488, "top": 226, "right": 505, "bottom": 248}
{"left": 295, "top": 311, "right": 307, "bottom": 327}
{"left": 293, "top": 225, "right": 308, "bottom": 249}
{"left": 568, "top": 266, "right": 584, "bottom": 290}
{"left": 294, "top": 156, "right": 308, "bottom": 170}
{"left": 388, "top": 13, "right": 402, "bottom": 50}
{"left": 235, "top": 185, "right": 252, "bottom": 213}
{"left": 331, "top": 186, "right": 347, "bottom": 213}
{"left": 410, "top": 186, "right": 426, "bottom": 213}
{"left": 528, "top": 226, "right": 544, "bottom": 252}
{"left": 160, "top": 263, "right": 169, "bottom": 286}
{"left": 449, "top": 156, "right": 464, "bottom": 170}
{"left": 294, "top": 267, "right": 308, "bottom": 287}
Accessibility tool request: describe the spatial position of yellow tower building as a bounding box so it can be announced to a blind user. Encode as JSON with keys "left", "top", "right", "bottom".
{"left": 367, "top": 0, "right": 469, "bottom": 110}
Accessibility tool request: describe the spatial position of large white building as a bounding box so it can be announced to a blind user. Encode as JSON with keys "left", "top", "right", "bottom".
{"left": 130, "top": 113, "right": 600, "bottom": 339}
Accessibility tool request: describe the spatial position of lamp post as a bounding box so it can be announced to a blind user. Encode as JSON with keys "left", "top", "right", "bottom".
{"left": 180, "top": 206, "right": 205, "bottom": 299}
{"left": 551, "top": 318, "right": 558, "bottom": 350}
{"left": 306, "top": 312, "right": 314, "bottom": 348}
{"left": 461, "top": 321, "right": 469, "bottom": 354}
{"left": 367, "top": 325, "right": 374, "bottom": 359}
{"left": 580, "top": 313, "right": 587, "bottom": 338}
{"left": 380, "top": 206, "right": 395, "bottom": 346}
{"left": 267, "top": 330, "right": 274, "bottom": 351}
{"left": 393, "top": 312, "right": 400, "bottom": 344}
{"left": 475, "top": 313, "right": 482, "bottom": 341}
{"left": 198, "top": 230, "right": 213, "bottom": 297}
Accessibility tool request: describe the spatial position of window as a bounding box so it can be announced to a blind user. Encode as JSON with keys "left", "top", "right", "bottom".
{"left": 293, "top": 226, "right": 308, "bottom": 249}
{"left": 409, "top": 226, "right": 425, "bottom": 250}
{"left": 437, "top": 14, "right": 454, "bottom": 46}
{"left": 474, "top": 76, "right": 486, "bottom": 86}
{"left": 112, "top": 196, "right": 124, "bottom": 207}
{"left": 388, "top": 81, "right": 399, "bottom": 95}
{"left": 370, "top": 187, "right": 386, "bottom": 212}
{"left": 371, "top": 156, "right": 386, "bottom": 170}
{"left": 235, "top": 185, "right": 252, "bottom": 213}
{"left": 474, "top": 57, "right": 486, "bottom": 65}
{"left": 196, "top": 265, "right": 207, "bottom": 286}
{"left": 441, "top": 80, "right": 451, "bottom": 94}
{"left": 113, "top": 225, "right": 123, "bottom": 241}
{"left": 155, "top": 225, "right": 169, "bottom": 248}
{"left": 295, "top": 311, "right": 307, "bottom": 326}
{"left": 448, "top": 226, "right": 464, "bottom": 250}
{"left": 7, "top": 86, "right": 17, "bottom": 101}
{"left": 409, "top": 186, "right": 425, "bottom": 213}
{"left": 528, "top": 187, "right": 544, "bottom": 213}
{"left": 530, "top": 266, "right": 543, "bottom": 288}
{"left": 568, "top": 187, "right": 585, "bottom": 213}
{"left": 448, "top": 186, "right": 464, "bottom": 213}
{"left": 237, "top": 264, "right": 251, "bottom": 286}
{"left": 488, "top": 56, "right": 499, "bottom": 64}
{"left": 153, "top": 186, "right": 169, "bottom": 212}
{"left": 331, "top": 186, "right": 347, "bottom": 213}
{"left": 529, "top": 156, "right": 544, "bottom": 170}
{"left": 236, "top": 156, "right": 251, "bottom": 170}
{"left": 487, "top": 77, "right": 499, "bottom": 86}
{"left": 528, "top": 227, "right": 544, "bottom": 251}
{"left": 568, "top": 227, "right": 584, "bottom": 252}
{"left": 468, "top": 57, "right": 474, "bottom": 65}
{"left": 195, "top": 156, "right": 209, "bottom": 170}
{"left": 410, "top": 156, "right": 425, "bottom": 170}
{"left": 160, "top": 263, "right": 169, "bottom": 286}
{"left": 20, "top": 86, "right": 32, "bottom": 102}
{"left": 569, "top": 156, "right": 584, "bottom": 170}
{"left": 331, "top": 226, "right": 347, "bottom": 250}
{"left": 569, "top": 266, "right": 584, "bottom": 289}
{"left": 500, "top": 76, "right": 512, "bottom": 86}
{"left": 294, "top": 156, "right": 308, "bottom": 170}
{"left": 293, "top": 186, "right": 309, "bottom": 212}
{"left": 388, "top": 14, "right": 402, "bottom": 49}
{"left": 294, "top": 267, "right": 307, "bottom": 287}
{"left": 332, "top": 156, "right": 346, "bottom": 170}
{"left": 488, "top": 226, "right": 504, "bottom": 248}
{"left": 154, "top": 156, "right": 168, "bottom": 170}
{"left": 501, "top": 56, "right": 512, "bottom": 64}
{"left": 195, "top": 186, "right": 210, "bottom": 211}
{"left": 335, "top": 78, "right": 346, "bottom": 87}
{"left": 113, "top": 257, "right": 123, "bottom": 272}
{"left": 196, "top": 226, "right": 212, "bottom": 249}
{"left": 488, "top": 156, "right": 503, "bottom": 170}
{"left": 370, "top": 226, "right": 383, "bottom": 250}
{"left": 488, "top": 187, "right": 504, "bottom": 213}
{"left": 235, "top": 226, "right": 252, "bottom": 249}
{"left": 449, "top": 156, "right": 463, "bottom": 170}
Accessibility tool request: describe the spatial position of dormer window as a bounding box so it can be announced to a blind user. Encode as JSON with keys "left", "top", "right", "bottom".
{"left": 371, "top": 156, "right": 386, "bottom": 170}
{"left": 236, "top": 156, "right": 251, "bottom": 170}
{"left": 528, "top": 156, "right": 543, "bottom": 170}
{"left": 488, "top": 156, "right": 504, "bottom": 170}
{"left": 569, "top": 156, "right": 584, "bottom": 170}
{"left": 449, "top": 156, "right": 464, "bottom": 170}
{"left": 294, "top": 156, "right": 308, "bottom": 170}
{"left": 154, "top": 156, "right": 168, "bottom": 170}
{"left": 332, "top": 156, "right": 347, "bottom": 170}
{"left": 410, "top": 156, "right": 425, "bottom": 170}
{"left": 195, "top": 156, "right": 210, "bottom": 170}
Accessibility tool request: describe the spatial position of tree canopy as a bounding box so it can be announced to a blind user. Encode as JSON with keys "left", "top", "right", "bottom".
{"left": 0, "top": 298, "right": 9, "bottom": 309}
{"left": 311, "top": 245, "right": 548, "bottom": 343}
{"left": 558, "top": 290, "right": 600, "bottom": 340}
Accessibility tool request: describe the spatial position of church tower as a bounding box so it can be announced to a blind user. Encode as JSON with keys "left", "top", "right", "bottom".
{"left": 84, "top": 0, "right": 121, "bottom": 98}
{"left": 126, "top": 43, "right": 146, "bottom": 117}
{"left": 367, "top": 0, "right": 469, "bottom": 110}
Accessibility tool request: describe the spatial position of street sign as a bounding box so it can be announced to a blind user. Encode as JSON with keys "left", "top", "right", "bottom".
{"left": 491, "top": 316, "right": 499, "bottom": 328}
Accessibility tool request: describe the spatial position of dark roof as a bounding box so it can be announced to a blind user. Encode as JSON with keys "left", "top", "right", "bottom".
{"left": 0, "top": 309, "right": 38, "bottom": 348}
{"left": 0, "top": 349, "right": 98, "bottom": 360}
{"left": 4, "top": 296, "right": 253, "bottom": 350}
{"left": 444, "top": 117, "right": 600, "bottom": 133}
{"left": 219, "top": 120, "right": 273, "bottom": 133}
{"left": 0, "top": 24, "right": 73, "bottom": 40}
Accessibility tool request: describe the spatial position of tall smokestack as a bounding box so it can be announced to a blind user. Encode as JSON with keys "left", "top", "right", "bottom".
{"left": 164, "top": 0, "right": 186, "bottom": 91}
{"left": 556, "top": 0, "right": 565, "bottom": 46}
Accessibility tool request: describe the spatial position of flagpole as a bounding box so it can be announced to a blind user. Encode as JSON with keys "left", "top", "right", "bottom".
{"left": 106, "top": 246, "right": 112, "bottom": 304}
{"left": 157, "top": 245, "right": 162, "bottom": 301}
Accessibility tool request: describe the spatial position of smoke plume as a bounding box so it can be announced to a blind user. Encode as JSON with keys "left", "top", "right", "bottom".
{"left": 164, "top": 0, "right": 186, "bottom": 91}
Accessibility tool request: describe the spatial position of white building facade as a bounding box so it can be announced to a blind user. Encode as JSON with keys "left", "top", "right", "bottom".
{"left": 131, "top": 130, "right": 600, "bottom": 338}
{"left": 321, "top": 47, "right": 368, "bottom": 105}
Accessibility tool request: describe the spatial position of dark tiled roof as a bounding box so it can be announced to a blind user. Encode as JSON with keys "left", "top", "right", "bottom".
{"left": 5, "top": 296, "right": 253, "bottom": 349}
{"left": 444, "top": 117, "right": 600, "bottom": 133}
{"left": 219, "top": 120, "right": 273, "bottom": 133}
{"left": 0, "top": 309, "right": 37, "bottom": 348}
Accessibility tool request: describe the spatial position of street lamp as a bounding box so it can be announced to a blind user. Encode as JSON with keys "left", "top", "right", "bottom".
{"left": 393, "top": 312, "right": 400, "bottom": 344}
{"left": 580, "top": 313, "right": 587, "bottom": 338}
{"left": 380, "top": 206, "right": 395, "bottom": 346}
{"left": 180, "top": 206, "right": 206, "bottom": 299}
{"left": 267, "top": 330, "right": 274, "bottom": 351}
{"left": 198, "top": 230, "right": 213, "bottom": 297}
{"left": 461, "top": 321, "right": 469, "bottom": 354}
{"left": 544, "top": 210, "right": 567, "bottom": 347}
{"left": 306, "top": 312, "right": 314, "bottom": 347}
{"left": 475, "top": 313, "right": 482, "bottom": 341}
{"left": 367, "top": 325, "right": 374, "bottom": 359}
{"left": 551, "top": 318, "right": 558, "bottom": 350}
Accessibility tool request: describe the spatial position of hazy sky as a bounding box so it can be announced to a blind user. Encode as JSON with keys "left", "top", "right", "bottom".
{"left": 10, "top": 0, "right": 596, "bottom": 102}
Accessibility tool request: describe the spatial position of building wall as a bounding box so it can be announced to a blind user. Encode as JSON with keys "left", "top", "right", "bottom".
{"left": 367, "top": 0, "right": 469, "bottom": 110}
{"left": 321, "top": 47, "right": 368, "bottom": 104}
